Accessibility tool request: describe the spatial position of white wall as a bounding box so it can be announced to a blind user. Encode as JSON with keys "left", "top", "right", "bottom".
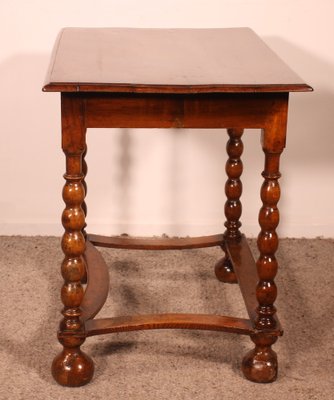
{"left": 0, "top": 0, "right": 333, "bottom": 238}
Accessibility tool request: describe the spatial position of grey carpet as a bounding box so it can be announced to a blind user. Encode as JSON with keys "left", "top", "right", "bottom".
{"left": 0, "top": 236, "right": 333, "bottom": 399}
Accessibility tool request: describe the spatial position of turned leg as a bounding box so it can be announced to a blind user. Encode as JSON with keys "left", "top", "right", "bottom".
{"left": 242, "top": 122, "right": 286, "bottom": 383}
{"left": 52, "top": 94, "right": 94, "bottom": 387}
{"left": 255, "top": 151, "right": 282, "bottom": 330}
{"left": 242, "top": 333, "right": 278, "bottom": 383}
{"left": 81, "top": 145, "right": 88, "bottom": 284}
{"left": 215, "top": 128, "right": 244, "bottom": 283}
{"left": 82, "top": 145, "right": 88, "bottom": 239}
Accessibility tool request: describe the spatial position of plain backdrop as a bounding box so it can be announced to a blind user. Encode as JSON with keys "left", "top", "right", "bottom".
{"left": 0, "top": 0, "right": 333, "bottom": 238}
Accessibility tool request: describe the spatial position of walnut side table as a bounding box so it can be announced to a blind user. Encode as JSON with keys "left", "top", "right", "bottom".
{"left": 43, "top": 28, "right": 312, "bottom": 387}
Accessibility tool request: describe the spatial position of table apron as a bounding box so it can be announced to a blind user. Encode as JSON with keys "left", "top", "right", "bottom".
{"left": 78, "top": 92, "right": 289, "bottom": 129}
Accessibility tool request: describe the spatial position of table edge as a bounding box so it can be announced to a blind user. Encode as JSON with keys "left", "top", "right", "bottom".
{"left": 42, "top": 82, "right": 313, "bottom": 93}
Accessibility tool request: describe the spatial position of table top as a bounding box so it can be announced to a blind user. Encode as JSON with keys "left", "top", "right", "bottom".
{"left": 43, "top": 27, "right": 312, "bottom": 94}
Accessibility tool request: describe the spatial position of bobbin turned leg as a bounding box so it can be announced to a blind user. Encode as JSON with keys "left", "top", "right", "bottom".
{"left": 52, "top": 94, "right": 94, "bottom": 387}
{"left": 215, "top": 128, "right": 244, "bottom": 283}
{"left": 81, "top": 145, "right": 88, "bottom": 284}
{"left": 242, "top": 333, "right": 278, "bottom": 383}
{"left": 242, "top": 122, "right": 286, "bottom": 383}
{"left": 82, "top": 145, "right": 88, "bottom": 239}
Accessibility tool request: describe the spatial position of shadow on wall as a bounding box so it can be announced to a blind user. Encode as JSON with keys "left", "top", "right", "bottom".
{"left": 0, "top": 40, "right": 333, "bottom": 236}
{"left": 263, "top": 37, "right": 334, "bottom": 234}
{"left": 264, "top": 36, "right": 334, "bottom": 165}
{"left": 0, "top": 53, "right": 63, "bottom": 233}
{"left": 95, "top": 38, "right": 333, "bottom": 236}
{"left": 0, "top": 53, "right": 60, "bottom": 162}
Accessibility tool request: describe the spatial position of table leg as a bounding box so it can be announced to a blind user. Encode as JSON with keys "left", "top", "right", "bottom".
{"left": 242, "top": 123, "right": 286, "bottom": 383}
{"left": 81, "top": 145, "right": 88, "bottom": 284}
{"left": 82, "top": 145, "right": 88, "bottom": 239}
{"left": 215, "top": 128, "right": 244, "bottom": 283}
{"left": 242, "top": 333, "right": 278, "bottom": 383}
{"left": 52, "top": 94, "right": 94, "bottom": 387}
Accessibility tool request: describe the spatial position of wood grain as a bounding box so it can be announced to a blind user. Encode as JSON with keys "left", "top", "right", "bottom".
{"left": 81, "top": 241, "right": 110, "bottom": 321}
{"left": 84, "top": 92, "right": 290, "bottom": 129}
{"left": 85, "top": 313, "right": 255, "bottom": 337}
{"left": 45, "top": 27, "right": 311, "bottom": 386}
{"left": 43, "top": 28, "right": 312, "bottom": 93}
{"left": 87, "top": 233, "right": 224, "bottom": 250}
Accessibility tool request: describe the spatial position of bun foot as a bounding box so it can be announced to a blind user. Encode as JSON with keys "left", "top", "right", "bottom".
{"left": 242, "top": 334, "right": 278, "bottom": 383}
{"left": 214, "top": 256, "right": 238, "bottom": 283}
{"left": 52, "top": 347, "right": 94, "bottom": 387}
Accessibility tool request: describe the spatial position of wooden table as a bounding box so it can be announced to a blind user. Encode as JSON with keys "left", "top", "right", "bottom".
{"left": 43, "top": 28, "right": 312, "bottom": 387}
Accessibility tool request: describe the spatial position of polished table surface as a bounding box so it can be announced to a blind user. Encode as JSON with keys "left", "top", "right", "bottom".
{"left": 43, "top": 27, "right": 311, "bottom": 93}
{"left": 43, "top": 28, "right": 312, "bottom": 387}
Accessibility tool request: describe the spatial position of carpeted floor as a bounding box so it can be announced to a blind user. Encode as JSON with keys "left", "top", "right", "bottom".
{"left": 0, "top": 236, "right": 333, "bottom": 399}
